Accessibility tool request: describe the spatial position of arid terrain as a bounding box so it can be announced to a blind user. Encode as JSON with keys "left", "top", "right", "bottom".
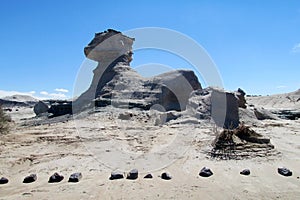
{"left": 0, "top": 93, "right": 300, "bottom": 200}
{"left": 1, "top": 30, "right": 300, "bottom": 199}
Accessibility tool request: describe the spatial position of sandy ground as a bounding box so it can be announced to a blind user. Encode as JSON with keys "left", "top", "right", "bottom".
{"left": 0, "top": 106, "right": 300, "bottom": 200}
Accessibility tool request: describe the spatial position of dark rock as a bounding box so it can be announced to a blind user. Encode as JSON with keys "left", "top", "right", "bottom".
{"left": 188, "top": 88, "right": 240, "bottom": 129}
{"left": 109, "top": 171, "right": 124, "bottom": 180}
{"left": 23, "top": 174, "right": 37, "bottom": 183}
{"left": 0, "top": 177, "right": 9, "bottom": 184}
{"left": 48, "top": 172, "right": 64, "bottom": 183}
{"left": 127, "top": 169, "right": 138, "bottom": 180}
{"left": 48, "top": 101, "right": 72, "bottom": 117}
{"left": 33, "top": 101, "right": 49, "bottom": 115}
{"left": 240, "top": 169, "right": 251, "bottom": 176}
{"left": 68, "top": 172, "right": 82, "bottom": 182}
{"left": 144, "top": 174, "right": 153, "bottom": 179}
{"left": 278, "top": 167, "right": 292, "bottom": 177}
{"left": 199, "top": 167, "right": 213, "bottom": 177}
{"left": 161, "top": 172, "right": 172, "bottom": 180}
{"left": 235, "top": 88, "right": 247, "bottom": 109}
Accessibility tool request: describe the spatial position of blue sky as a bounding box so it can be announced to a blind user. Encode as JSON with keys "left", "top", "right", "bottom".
{"left": 0, "top": 0, "right": 300, "bottom": 99}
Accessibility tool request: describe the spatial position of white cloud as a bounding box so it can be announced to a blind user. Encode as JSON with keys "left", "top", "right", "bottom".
{"left": 291, "top": 43, "right": 300, "bottom": 53}
{"left": 40, "top": 91, "right": 49, "bottom": 95}
{"left": 55, "top": 88, "right": 69, "bottom": 93}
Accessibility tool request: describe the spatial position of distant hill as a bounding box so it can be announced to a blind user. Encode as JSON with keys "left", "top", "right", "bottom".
{"left": 246, "top": 89, "right": 300, "bottom": 110}
{"left": 0, "top": 95, "right": 38, "bottom": 107}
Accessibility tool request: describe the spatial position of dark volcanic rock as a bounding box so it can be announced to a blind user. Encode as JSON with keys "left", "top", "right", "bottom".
{"left": 240, "top": 169, "right": 251, "bottom": 176}
{"left": 109, "top": 171, "right": 124, "bottom": 180}
{"left": 33, "top": 101, "right": 49, "bottom": 115}
{"left": 23, "top": 174, "right": 37, "bottom": 183}
{"left": 199, "top": 167, "right": 213, "bottom": 177}
{"left": 144, "top": 174, "right": 153, "bottom": 179}
{"left": 68, "top": 172, "right": 82, "bottom": 182}
{"left": 127, "top": 169, "right": 138, "bottom": 180}
{"left": 161, "top": 172, "right": 172, "bottom": 180}
{"left": 0, "top": 177, "right": 9, "bottom": 184}
{"left": 278, "top": 167, "right": 292, "bottom": 177}
{"left": 48, "top": 172, "right": 64, "bottom": 183}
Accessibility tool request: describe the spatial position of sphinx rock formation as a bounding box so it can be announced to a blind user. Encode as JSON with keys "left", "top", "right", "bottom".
{"left": 71, "top": 29, "right": 242, "bottom": 129}
{"left": 73, "top": 29, "right": 201, "bottom": 112}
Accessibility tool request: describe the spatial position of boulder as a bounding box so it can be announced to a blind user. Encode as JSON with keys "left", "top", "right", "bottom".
{"left": 127, "top": 169, "right": 138, "bottom": 180}
{"left": 188, "top": 88, "right": 240, "bottom": 129}
{"left": 23, "top": 174, "right": 37, "bottom": 183}
{"left": 68, "top": 172, "right": 82, "bottom": 182}
{"left": 199, "top": 167, "right": 213, "bottom": 177}
{"left": 33, "top": 101, "right": 49, "bottom": 115}
{"left": 278, "top": 167, "right": 292, "bottom": 177}
{"left": 109, "top": 171, "right": 124, "bottom": 180}
{"left": 48, "top": 172, "right": 64, "bottom": 183}
{"left": 240, "top": 169, "right": 250, "bottom": 176}
{"left": 161, "top": 172, "right": 172, "bottom": 180}
{"left": 0, "top": 177, "right": 9, "bottom": 184}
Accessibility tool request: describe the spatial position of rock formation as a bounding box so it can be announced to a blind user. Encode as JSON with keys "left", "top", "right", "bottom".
{"left": 188, "top": 88, "right": 240, "bottom": 129}
{"left": 73, "top": 29, "right": 201, "bottom": 113}
{"left": 33, "top": 101, "right": 49, "bottom": 115}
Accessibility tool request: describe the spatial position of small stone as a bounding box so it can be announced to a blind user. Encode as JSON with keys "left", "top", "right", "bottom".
{"left": 23, "top": 174, "right": 37, "bottom": 183}
{"left": 127, "top": 169, "right": 138, "bottom": 180}
{"left": 48, "top": 172, "right": 64, "bottom": 183}
{"left": 109, "top": 171, "right": 124, "bottom": 180}
{"left": 161, "top": 172, "right": 172, "bottom": 180}
{"left": 0, "top": 177, "right": 9, "bottom": 184}
{"left": 144, "top": 174, "right": 153, "bottom": 179}
{"left": 199, "top": 167, "right": 213, "bottom": 177}
{"left": 240, "top": 169, "right": 251, "bottom": 176}
{"left": 68, "top": 172, "right": 82, "bottom": 182}
{"left": 278, "top": 167, "right": 292, "bottom": 177}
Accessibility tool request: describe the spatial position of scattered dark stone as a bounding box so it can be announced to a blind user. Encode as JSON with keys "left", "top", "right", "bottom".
{"left": 161, "top": 172, "right": 172, "bottom": 180}
{"left": 240, "top": 169, "right": 251, "bottom": 176}
{"left": 23, "top": 174, "right": 37, "bottom": 183}
{"left": 0, "top": 177, "right": 9, "bottom": 184}
{"left": 144, "top": 174, "right": 153, "bottom": 179}
{"left": 127, "top": 169, "right": 138, "bottom": 180}
{"left": 48, "top": 172, "right": 64, "bottom": 183}
{"left": 68, "top": 172, "right": 82, "bottom": 182}
{"left": 199, "top": 167, "right": 213, "bottom": 177}
{"left": 278, "top": 167, "right": 292, "bottom": 177}
{"left": 109, "top": 171, "right": 124, "bottom": 180}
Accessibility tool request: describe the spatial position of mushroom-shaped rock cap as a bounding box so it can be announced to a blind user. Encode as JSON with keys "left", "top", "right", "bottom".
{"left": 84, "top": 29, "right": 135, "bottom": 62}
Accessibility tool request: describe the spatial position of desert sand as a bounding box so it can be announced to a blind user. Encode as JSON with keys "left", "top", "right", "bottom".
{"left": 0, "top": 101, "right": 299, "bottom": 200}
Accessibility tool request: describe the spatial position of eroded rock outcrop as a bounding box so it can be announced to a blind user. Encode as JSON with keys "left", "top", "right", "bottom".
{"left": 187, "top": 88, "right": 240, "bottom": 129}
{"left": 73, "top": 29, "right": 201, "bottom": 113}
